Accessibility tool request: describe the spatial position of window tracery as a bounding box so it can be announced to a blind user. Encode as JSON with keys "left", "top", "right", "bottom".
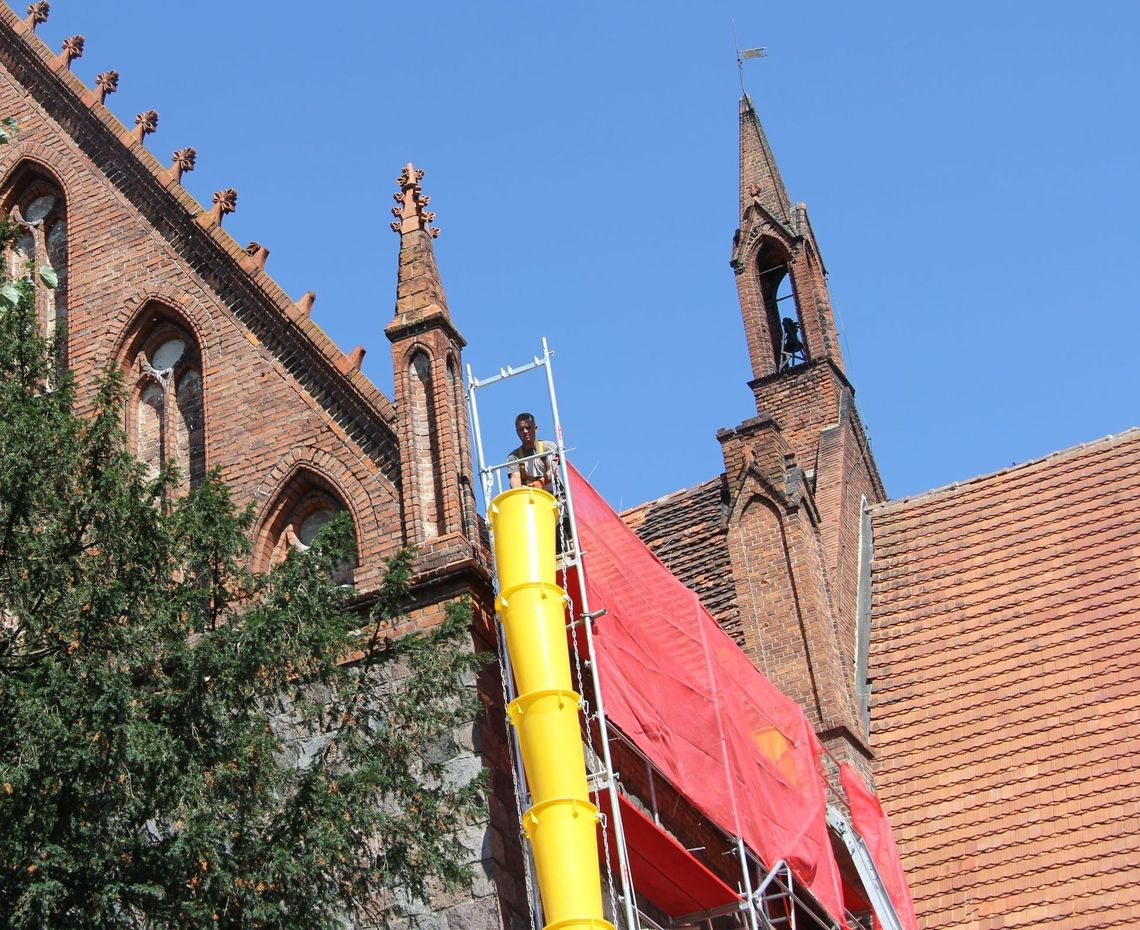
{"left": 3, "top": 171, "right": 68, "bottom": 360}
{"left": 262, "top": 476, "right": 355, "bottom": 584}
{"left": 127, "top": 318, "right": 205, "bottom": 495}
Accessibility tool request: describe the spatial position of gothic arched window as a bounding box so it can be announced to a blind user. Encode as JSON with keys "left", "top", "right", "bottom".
{"left": 261, "top": 474, "right": 355, "bottom": 583}
{"left": 127, "top": 317, "right": 205, "bottom": 495}
{"left": 3, "top": 168, "right": 68, "bottom": 360}
{"left": 408, "top": 350, "right": 444, "bottom": 540}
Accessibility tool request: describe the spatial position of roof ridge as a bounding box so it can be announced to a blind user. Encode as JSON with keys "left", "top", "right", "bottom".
{"left": 872, "top": 427, "right": 1140, "bottom": 514}
{"left": 620, "top": 473, "right": 724, "bottom": 518}
{"left": 872, "top": 445, "right": 1140, "bottom": 548}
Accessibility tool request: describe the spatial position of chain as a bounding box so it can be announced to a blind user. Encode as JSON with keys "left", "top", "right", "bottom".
{"left": 597, "top": 807, "right": 624, "bottom": 930}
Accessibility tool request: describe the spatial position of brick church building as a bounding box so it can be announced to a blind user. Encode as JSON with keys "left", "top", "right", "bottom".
{"left": 1, "top": 3, "right": 1136, "bottom": 929}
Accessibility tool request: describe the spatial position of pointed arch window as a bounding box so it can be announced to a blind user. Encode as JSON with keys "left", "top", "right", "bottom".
{"left": 407, "top": 349, "right": 444, "bottom": 540}
{"left": 3, "top": 168, "right": 68, "bottom": 360}
{"left": 756, "top": 240, "right": 805, "bottom": 372}
{"left": 127, "top": 318, "right": 205, "bottom": 495}
{"left": 446, "top": 354, "right": 471, "bottom": 539}
{"left": 261, "top": 474, "right": 355, "bottom": 584}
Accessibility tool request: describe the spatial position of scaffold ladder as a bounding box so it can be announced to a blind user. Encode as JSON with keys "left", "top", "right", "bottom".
{"left": 466, "top": 338, "right": 640, "bottom": 930}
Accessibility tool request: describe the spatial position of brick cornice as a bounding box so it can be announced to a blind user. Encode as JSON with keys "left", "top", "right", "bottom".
{"left": 747, "top": 356, "right": 854, "bottom": 396}
{"left": 0, "top": 8, "right": 401, "bottom": 475}
{"left": 817, "top": 720, "right": 873, "bottom": 760}
{"left": 385, "top": 304, "right": 466, "bottom": 349}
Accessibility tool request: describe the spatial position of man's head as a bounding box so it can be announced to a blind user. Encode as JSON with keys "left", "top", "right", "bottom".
{"left": 515, "top": 412, "right": 537, "bottom": 451}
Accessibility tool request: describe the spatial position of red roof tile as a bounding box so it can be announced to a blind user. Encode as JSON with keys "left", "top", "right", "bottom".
{"left": 869, "top": 429, "right": 1140, "bottom": 929}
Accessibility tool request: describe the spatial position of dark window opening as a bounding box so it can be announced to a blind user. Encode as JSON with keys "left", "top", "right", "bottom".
{"left": 756, "top": 241, "right": 805, "bottom": 372}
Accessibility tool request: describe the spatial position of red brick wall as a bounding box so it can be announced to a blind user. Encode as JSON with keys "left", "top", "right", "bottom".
{"left": 0, "top": 29, "right": 511, "bottom": 926}
{"left": 0, "top": 52, "right": 409, "bottom": 593}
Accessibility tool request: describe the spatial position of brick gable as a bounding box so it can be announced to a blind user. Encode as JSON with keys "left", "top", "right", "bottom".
{"left": 0, "top": 7, "right": 417, "bottom": 591}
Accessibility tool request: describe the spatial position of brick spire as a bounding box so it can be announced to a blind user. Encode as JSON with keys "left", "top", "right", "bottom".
{"left": 739, "top": 95, "right": 792, "bottom": 228}
{"left": 388, "top": 162, "right": 449, "bottom": 326}
{"left": 385, "top": 164, "right": 478, "bottom": 558}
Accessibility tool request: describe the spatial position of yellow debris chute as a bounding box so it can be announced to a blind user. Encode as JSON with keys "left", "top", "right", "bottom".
{"left": 490, "top": 487, "right": 613, "bottom": 930}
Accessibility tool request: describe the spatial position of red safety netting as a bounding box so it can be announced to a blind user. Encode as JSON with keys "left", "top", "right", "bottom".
{"left": 839, "top": 765, "right": 918, "bottom": 930}
{"left": 595, "top": 790, "right": 741, "bottom": 917}
{"left": 567, "top": 465, "right": 847, "bottom": 927}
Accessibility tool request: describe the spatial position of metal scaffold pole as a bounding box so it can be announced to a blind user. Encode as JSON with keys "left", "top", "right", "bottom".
{"left": 466, "top": 340, "right": 639, "bottom": 930}
{"left": 539, "top": 338, "right": 639, "bottom": 930}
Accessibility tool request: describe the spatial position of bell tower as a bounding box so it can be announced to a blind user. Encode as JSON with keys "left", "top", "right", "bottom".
{"left": 732, "top": 95, "right": 844, "bottom": 383}
{"left": 719, "top": 96, "right": 886, "bottom": 769}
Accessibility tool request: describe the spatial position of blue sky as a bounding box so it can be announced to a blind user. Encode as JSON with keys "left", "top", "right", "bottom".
{"left": 29, "top": 2, "right": 1140, "bottom": 509}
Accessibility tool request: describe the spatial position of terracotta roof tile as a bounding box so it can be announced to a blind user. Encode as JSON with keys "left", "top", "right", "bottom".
{"left": 620, "top": 476, "right": 742, "bottom": 644}
{"left": 868, "top": 428, "right": 1140, "bottom": 929}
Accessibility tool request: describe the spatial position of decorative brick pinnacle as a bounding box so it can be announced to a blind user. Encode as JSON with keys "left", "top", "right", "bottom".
{"left": 244, "top": 241, "right": 269, "bottom": 270}
{"left": 208, "top": 188, "right": 237, "bottom": 225}
{"left": 59, "top": 35, "right": 84, "bottom": 70}
{"left": 337, "top": 345, "right": 366, "bottom": 375}
{"left": 170, "top": 147, "right": 196, "bottom": 184}
{"left": 389, "top": 162, "right": 439, "bottom": 238}
{"left": 296, "top": 290, "right": 316, "bottom": 316}
{"left": 25, "top": 2, "right": 49, "bottom": 32}
{"left": 95, "top": 70, "right": 118, "bottom": 105}
{"left": 133, "top": 109, "right": 158, "bottom": 145}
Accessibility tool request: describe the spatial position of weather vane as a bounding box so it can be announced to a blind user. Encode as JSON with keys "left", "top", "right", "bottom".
{"left": 732, "top": 19, "right": 767, "bottom": 99}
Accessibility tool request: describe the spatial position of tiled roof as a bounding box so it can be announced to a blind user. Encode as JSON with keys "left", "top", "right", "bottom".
{"left": 868, "top": 429, "right": 1140, "bottom": 930}
{"left": 621, "top": 476, "right": 741, "bottom": 644}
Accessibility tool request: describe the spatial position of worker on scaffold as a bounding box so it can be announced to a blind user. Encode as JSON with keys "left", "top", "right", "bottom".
{"left": 507, "top": 412, "right": 572, "bottom": 557}
{"left": 507, "top": 412, "right": 557, "bottom": 492}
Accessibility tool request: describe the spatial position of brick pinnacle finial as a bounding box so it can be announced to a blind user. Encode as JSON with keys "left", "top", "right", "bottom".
{"left": 244, "top": 241, "right": 269, "bottom": 270}
{"left": 390, "top": 162, "right": 439, "bottom": 238}
{"left": 170, "top": 147, "right": 196, "bottom": 184}
{"left": 59, "top": 35, "right": 84, "bottom": 70}
{"left": 133, "top": 110, "right": 158, "bottom": 145}
{"left": 208, "top": 188, "right": 237, "bottom": 225}
{"left": 95, "top": 70, "right": 118, "bottom": 105}
{"left": 25, "top": 2, "right": 49, "bottom": 32}
{"left": 295, "top": 290, "right": 316, "bottom": 316}
{"left": 337, "top": 345, "right": 366, "bottom": 375}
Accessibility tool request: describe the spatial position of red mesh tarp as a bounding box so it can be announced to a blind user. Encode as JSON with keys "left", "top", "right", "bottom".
{"left": 567, "top": 466, "right": 846, "bottom": 926}
{"left": 839, "top": 764, "right": 918, "bottom": 930}
{"left": 595, "top": 790, "right": 741, "bottom": 917}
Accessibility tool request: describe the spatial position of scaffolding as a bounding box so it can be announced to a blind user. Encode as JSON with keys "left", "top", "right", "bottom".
{"left": 467, "top": 339, "right": 638, "bottom": 930}
{"left": 466, "top": 339, "right": 904, "bottom": 930}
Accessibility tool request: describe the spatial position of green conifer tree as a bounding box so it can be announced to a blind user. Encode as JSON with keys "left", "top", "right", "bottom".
{"left": 0, "top": 126, "right": 485, "bottom": 930}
